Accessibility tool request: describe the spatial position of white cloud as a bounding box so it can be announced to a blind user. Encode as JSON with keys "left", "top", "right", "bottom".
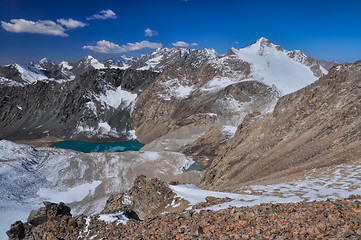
{"left": 144, "top": 28, "right": 158, "bottom": 37}
{"left": 86, "top": 9, "right": 117, "bottom": 20}
{"left": 172, "top": 41, "right": 198, "bottom": 47}
{"left": 57, "top": 18, "right": 87, "bottom": 29}
{"left": 1, "top": 19, "right": 67, "bottom": 36}
{"left": 83, "top": 40, "right": 163, "bottom": 53}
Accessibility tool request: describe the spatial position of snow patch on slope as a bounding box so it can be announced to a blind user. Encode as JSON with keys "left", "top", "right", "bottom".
{"left": 0, "top": 76, "right": 22, "bottom": 86}
{"left": 76, "top": 120, "right": 120, "bottom": 138}
{"left": 96, "top": 86, "right": 137, "bottom": 110}
{"left": 170, "top": 159, "right": 361, "bottom": 212}
{"left": 85, "top": 55, "right": 105, "bottom": 69}
{"left": 59, "top": 61, "right": 73, "bottom": 70}
{"left": 158, "top": 79, "right": 193, "bottom": 100}
{"left": 13, "top": 64, "right": 48, "bottom": 84}
{"left": 37, "top": 181, "right": 102, "bottom": 203}
{"left": 222, "top": 125, "right": 238, "bottom": 138}
{"left": 137, "top": 55, "right": 163, "bottom": 71}
{"left": 98, "top": 212, "right": 129, "bottom": 225}
{"left": 201, "top": 76, "right": 244, "bottom": 92}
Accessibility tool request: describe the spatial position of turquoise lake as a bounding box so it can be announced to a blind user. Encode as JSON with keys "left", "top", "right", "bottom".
{"left": 51, "top": 139, "right": 144, "bottom": 153}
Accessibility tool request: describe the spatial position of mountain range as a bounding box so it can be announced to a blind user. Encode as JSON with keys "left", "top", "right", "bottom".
{"left": 1, "top": 38, "right": 359, "bottom": 239}
{"left": 0, "top": 37, "right": 332, "bottom": 142}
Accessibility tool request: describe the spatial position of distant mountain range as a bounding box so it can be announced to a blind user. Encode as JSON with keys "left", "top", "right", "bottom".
{"left": 0, "top": 38, "right": 336, "bottom": 87}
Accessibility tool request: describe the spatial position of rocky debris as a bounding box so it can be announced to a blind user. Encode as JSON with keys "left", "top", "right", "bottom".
{"left": 192, "top": 196, "right": 233, "bottom": 210}
{"left": 348, "top": 194, "right": 361, "bottom": 200}
{"left": 201, "top": 60, "right": 361, "bottom": 192}
{"left": 178, "top": 125, "right": 231, "bottom": 167}
{"left": 7, "top": 202, "right": 84, "bottom": 240}
{"left": 8, "top": 198, "right": 361, "bottom": 239}
{"left": 6, "top": 221, "right": 25, "bottom": 240}
{"left": 27, "top": 201, "right": 71, "bottom": 227}
{"left": 101, "top": 175, "right": 177, "bottom": 219}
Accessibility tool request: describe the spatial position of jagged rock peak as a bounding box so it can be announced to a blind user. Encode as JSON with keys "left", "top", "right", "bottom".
{"left": 225, "top": 47, "right": 237, "bottom": 56}
{"left": 39, "top": 57, "right": 51, "bottom": 64}
{"left": 246, "top": 37, "right": 284, "bottom": 55}
{"left": 84, "top": 55, "right": 95, "bottom": 60}
{"left": 255, "top": 36, "right": 272, "bottom": 45}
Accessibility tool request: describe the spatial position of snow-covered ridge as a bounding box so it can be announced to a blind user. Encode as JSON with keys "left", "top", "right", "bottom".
{"left": 230, "top": 37, "right": 325, "bottom": 95}
{"left": 59, "top": 61, "right": 73, "bottom": 70}
{"left": 0, "top": 38, "right": 327, "bottom": 92}
{"left": 133, "top": 47, "right": 217, "bottom": 72}
{"left": 81, "top": 55, "right": 105, "bottom": 69}
{"left": 8, "top": 63, "right": 48, "bottom": 84}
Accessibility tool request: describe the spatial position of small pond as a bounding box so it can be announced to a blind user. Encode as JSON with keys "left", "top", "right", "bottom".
{"left": 185, "top": 162, "right": 203, "bottom": 172}
{"left": 51, "top": 139, "right": 144, "bottom": 153}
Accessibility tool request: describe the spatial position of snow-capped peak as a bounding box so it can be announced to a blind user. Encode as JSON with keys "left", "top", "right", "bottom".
{"left": 59, "top": 61, "right": 73, "bottom": 70}
{"left": 80, "top": 55, "right": 105, "bottom": 69}
{"left": 232, "top": 38, "right": 324, "bottom": 95}
{"left": 255, "top": 37, "right": 271, "bottom": 44}
{"left": 245, "top": 37, "right": 285, "bottom": 57}
{"left": 39, "top": 57, "right": 51, "bottom": 64}
{"left": 85, "top": 55, "right": 95, "bottom": 60}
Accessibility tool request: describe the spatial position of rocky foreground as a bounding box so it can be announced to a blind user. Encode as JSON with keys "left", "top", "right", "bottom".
{"left": 7, "top": 177, "right": 361, "bottom": 240}
{"left": 7, "top": 199, "right": 361, "bottom": 239}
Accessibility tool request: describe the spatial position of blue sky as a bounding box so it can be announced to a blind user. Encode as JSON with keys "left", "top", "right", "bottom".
{"left": 0, "top": 0, "right": 360, "bottom": 65}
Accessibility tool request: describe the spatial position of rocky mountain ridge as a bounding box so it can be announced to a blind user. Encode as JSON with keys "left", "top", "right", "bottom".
{"left": 1, "top": 38, "right": 329, "bottom": 143}
{"left": 0, "top": 69, "right": 158, "bottom": 141}
{"left": 0, "top": 47, "right": 216, "bottom": 86}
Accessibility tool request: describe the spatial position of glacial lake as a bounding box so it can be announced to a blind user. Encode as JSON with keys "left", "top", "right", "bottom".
{"left": 51, "top": 139, "right": 144, "bottom": 153}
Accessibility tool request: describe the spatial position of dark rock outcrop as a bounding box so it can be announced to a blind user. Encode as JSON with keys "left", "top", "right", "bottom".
{"left": 6, "top": 202, "right": 81, "bottom": 240}
{"left": 102, "top": 175, "right": 176, "bottom": 219}
{"left": 6, "top": 221, "right": 25, "bottom": 240}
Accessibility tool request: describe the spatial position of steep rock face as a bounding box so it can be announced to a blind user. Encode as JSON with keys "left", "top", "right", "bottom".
{"left": 201, "top": 61, "right": 361, "bottom": 192}
{"left": 0, "top": 69, "right": 158, "bottom": 141}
